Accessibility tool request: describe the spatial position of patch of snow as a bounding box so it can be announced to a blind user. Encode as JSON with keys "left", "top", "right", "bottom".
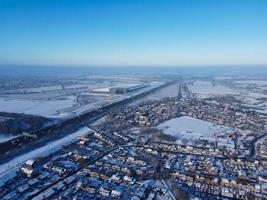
{"left": 189, "top": 81, "right": 238, "bottom": 97}
{"left": 63, "top": 84, "right": 89, "bottom": 89}
{"left": 157, "top": 116, "right": 237, "bottom": 147}
{"left": 235, "top": 80, "right": 267, "bottom": 85}
{"left": 19, "top": 85, "right": 63, "bottom": 93}
{"left": 0, "top": 95, "right": 76, "bottom": 118}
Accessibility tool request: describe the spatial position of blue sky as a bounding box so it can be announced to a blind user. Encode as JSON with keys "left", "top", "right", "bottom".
{"left": 0, "top": 0, "right": 267, "bottom": 66}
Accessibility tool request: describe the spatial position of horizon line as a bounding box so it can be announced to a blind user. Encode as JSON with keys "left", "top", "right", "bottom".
{"left": 1, "top": 63, "right": 267, "bottom": 68}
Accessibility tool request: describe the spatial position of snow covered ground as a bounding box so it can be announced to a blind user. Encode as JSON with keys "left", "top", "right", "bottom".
{"left": 19, "top": 85, "right": 63, "bottom": 93}
{"left": 0, "top": 95, "right": 77, "bottom": 118}
{"left": 0, "top": 86, "right": 150, "bottom": 119}
{"left": 231, "top": 80, "right": 267, "bottom": 113}
{"left": 157, "top": 116, "right": 236, "bottom": 147}
{"left": 189, "top": 81, "right": 238, "bottom": 98}
{"left": 188, "top": 79, "right": 267, "bottom": 114}
{"left": 0, "top": 92, "right": 123, "bottom": 119}
{"left": 235, "top": 80, "right": 267, "bottom": 86}
{"left": 0, "top": 78, "right": 162, "bottom": 119}
{"left": 0, "top": 126, "right": 93, "bottom": 179}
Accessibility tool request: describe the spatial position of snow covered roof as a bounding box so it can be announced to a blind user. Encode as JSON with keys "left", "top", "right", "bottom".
{"left": 111, "top": 190, "right": 122, "bottom": 197}
{"left": 26, "top": 159, "right": 35, "bottom": 166}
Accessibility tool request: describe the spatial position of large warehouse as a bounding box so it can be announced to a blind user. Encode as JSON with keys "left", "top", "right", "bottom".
{"left": 91, "top": 84, "right": 147, "bottom": 94}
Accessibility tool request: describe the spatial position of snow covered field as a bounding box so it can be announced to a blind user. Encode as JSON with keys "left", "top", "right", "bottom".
{"left": 0, "top": 126, "right": 93, "bottom": 179}
{"left": 0, "top": 93, "right": 127, "bottom": 119}
{"left": 0, "top": 77, "right": 160, "bottom": 119}
{"left": 231, "top": 80, "right": 267, "bottom": 113}
{"left": 19, "top": 85, "right": 63, "bottom": 93}
{"left": 189, "top": 81, "right": 238, "bottom": 98}
{"left": 188, "top": 79, "right": 267, "bottom": 114}
{"left": 157, "top": 116, "right": 236, "bottom": 147}
{"left": 235, "top": 80, "right": 267, "bottom": 86}
{"left": 0, "top": 95, "right": 76, "bottom": 118}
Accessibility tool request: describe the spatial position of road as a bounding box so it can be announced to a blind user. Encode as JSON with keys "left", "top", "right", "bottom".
{"left": 249, "top": 131, "right": 267, "bottom": 157}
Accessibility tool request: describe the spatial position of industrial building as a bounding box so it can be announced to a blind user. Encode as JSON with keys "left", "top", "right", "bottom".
{"left": 91, "top": 84, "right": 147, "bottom": 94}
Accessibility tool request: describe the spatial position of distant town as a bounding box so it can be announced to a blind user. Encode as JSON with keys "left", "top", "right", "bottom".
{"left": 0, "top": 75, "right": 267, "bottom": 200}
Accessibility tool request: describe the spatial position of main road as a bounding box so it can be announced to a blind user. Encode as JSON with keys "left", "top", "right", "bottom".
{"left": 249, "top": 131, "right": 267, "bottom": 157}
